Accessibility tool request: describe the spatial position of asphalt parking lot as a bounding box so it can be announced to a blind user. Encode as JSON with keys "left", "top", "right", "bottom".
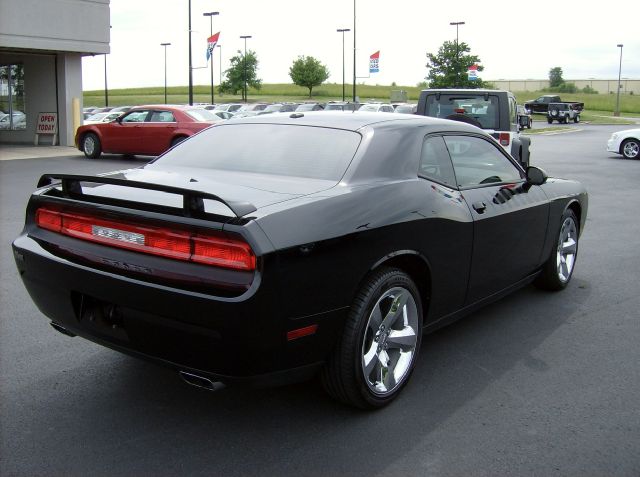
{"left": 1, "top": 124, "right": 639, "bottom": 476}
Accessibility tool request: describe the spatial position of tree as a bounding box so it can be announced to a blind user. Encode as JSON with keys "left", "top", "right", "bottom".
{"left": 219, "top": 50, "right": 262, "bottom": 101}
{"left": 288, "top": 56, "right": 330, "bottom": 98}
{"left": 425, "top": 41, "right": 485, "bottom": 88}
{"left": 549, "top": 67, "right": 564, "bottom": 87}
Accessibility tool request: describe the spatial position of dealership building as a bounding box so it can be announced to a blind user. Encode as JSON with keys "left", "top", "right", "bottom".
{"left": 0, "top": 0, "right": 110, "bottom": 146}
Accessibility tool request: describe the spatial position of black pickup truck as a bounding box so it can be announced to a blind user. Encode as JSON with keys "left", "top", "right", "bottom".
{"left": 524, "top": 95, "right": 584, "bottom": 114}
{"left": 416, "top": 88, "right": 531, "bottom": 168}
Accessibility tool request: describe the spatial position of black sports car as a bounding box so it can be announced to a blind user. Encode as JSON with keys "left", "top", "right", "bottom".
{"left": 12, "top": 112, "right": 588, "bottom": 409}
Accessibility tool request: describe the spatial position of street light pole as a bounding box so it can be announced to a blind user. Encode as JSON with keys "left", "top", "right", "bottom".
{"left": 615, "top": 43, "right": 624, "bottom": 117}
{"left": 217, "top": 44, "right": 223, "bottom": 97}
{"left": 160, "top": 43, "right": 171, "bottom": 104}
{"left": 203, "top": 11, "right": 219, "bottom": 105}
{"left": 352, "top": 0, "right": 356, "bottom": 103}
{"left": 188, "top": 0, "right": 193, "bottom": 105}
{"left": 240, "top": 35, "right": 252, "bottom": 103}
{"left": 337, "top": 28, "right": 351, "bottom": 102}
{"left": 450, "top": 21, "right": 465, "bottom": 87}
{"left": 104, "top": 54, "right": 108, "bottom": 107}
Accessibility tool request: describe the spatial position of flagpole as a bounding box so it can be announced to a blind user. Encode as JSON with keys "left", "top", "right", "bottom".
{"left": 203, "top": 12, "right": 219, "bottom": 105}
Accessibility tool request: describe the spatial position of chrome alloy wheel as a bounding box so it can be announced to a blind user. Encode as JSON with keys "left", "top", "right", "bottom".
{"left": 556, "top": 216, "right": 578, "bottom": 283}
{"left": 84, "top": 136, "right": 96, "bottom": 156}
{"left": 623, "top": 140, "right": 639, "bottom": 159}
{"left": 361, "top": 286, "right": 419, "bottom": 396}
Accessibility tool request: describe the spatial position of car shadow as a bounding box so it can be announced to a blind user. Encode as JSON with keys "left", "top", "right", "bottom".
{"left": 2, "top": 281, "right": 586, "bottom": 475}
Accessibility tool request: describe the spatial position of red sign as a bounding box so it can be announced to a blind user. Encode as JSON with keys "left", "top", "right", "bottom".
{"left": 36, "top": 112, "right": 58, "bottom": 134}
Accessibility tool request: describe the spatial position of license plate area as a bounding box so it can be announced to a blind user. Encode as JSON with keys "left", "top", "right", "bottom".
{"left": 74, "top": 292, "right": 129, "bottom": 342}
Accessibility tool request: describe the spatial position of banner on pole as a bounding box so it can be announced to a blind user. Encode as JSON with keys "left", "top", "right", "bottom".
{"left": 369, "top": 51, "right": 380, "bottom": 74}
{"left": 206, "top": 32, "right": 220, "bottom": 61}
{"left": 468, "top": 64, "right": 478, "bottom": 81}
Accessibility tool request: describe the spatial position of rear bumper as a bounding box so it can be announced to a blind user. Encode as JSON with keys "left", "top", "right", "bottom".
{"left": 12, "top": 234, "right": 347, "bottom": 386}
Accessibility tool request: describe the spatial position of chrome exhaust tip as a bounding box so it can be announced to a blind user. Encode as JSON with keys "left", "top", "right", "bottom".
{"left": 50, "top": 322, "right": 76, "bottom": 337}
{"left": 179, "top": 371, "right": 226, "bottom": 392}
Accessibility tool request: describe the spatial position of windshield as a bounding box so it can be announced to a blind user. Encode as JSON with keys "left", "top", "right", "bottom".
{"left": 153, "top": 123, "right": 362, "bottom": 181}
{"left": 424, "top": 94, "right": 499, "bottom": 129}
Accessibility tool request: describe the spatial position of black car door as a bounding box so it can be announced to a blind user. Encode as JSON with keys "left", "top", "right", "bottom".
{"left": 442, "top": 134, "right": 549, "bottom": 304}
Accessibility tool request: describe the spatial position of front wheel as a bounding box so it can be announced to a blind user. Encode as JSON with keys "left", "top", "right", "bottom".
{"left": 547, "top": 117, "right": 553, "bottom": 124}
{"left": 621, "top": 138, "right": 640, "bottom": 159}
{"left": 574, "top": 115, "right": 580, "bottom": 123}
{"left": 321, "top": 268, "right": 423, "bottom": 409}
{"left": 82, "top": 133, "right": 102, "bottom": 159}
{"left": 534, "top": 209, "right": 579, "bottom": 291}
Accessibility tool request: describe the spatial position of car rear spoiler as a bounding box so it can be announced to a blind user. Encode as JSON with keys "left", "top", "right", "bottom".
{"left": 36, "top": 173, "right": 257, "bottom": 218}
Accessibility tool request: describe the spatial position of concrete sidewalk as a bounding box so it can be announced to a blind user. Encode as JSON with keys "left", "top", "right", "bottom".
{"left": 0, "top": 144, "right": 82, "bottom": 161}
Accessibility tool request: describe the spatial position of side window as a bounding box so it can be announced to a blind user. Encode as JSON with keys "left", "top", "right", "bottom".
{"left": 443, "top": 135, "right": 523, "bottom": 188}
{"left": 149, "top": 111, "right": 175, "bottom": 122}
{"left": 419, "top": 136, "right": 457, "bottom": 188}
{"left": 121, "top": 110, "right": 149, "bottom": 123}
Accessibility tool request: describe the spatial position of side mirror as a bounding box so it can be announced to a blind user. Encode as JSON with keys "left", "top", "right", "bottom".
{"left": 526, "top": 166, "right": 548, "bottom": 186}
{"left": 116, "top": 116, "right": 123, "bottom": 124}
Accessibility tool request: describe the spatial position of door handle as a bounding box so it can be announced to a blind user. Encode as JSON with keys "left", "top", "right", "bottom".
{"left": 472, "top": 201, "right": 487, "bottom": 213}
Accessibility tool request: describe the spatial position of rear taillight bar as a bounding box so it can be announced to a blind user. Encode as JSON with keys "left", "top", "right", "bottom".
{"left": 498, "top": 132, "right": 510, "bottom": 146}
{"left": 35, "top": 207, "right": 256, "bottom": 271}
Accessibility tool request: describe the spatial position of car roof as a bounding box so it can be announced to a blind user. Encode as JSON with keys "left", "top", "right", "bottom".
{"left": 217, "top": 111, "right": 484, "bottom": 134}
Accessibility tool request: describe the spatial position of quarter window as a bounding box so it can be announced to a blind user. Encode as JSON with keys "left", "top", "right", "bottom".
{"left": 443, "top": 135, "right": 523, "bottom": 188}
{"left": 419, "top": 136, "right": 457, "bottom": 188}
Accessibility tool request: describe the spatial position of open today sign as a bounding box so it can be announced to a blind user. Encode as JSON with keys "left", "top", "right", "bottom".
{"left": 36, "top": 112, "right": 58, "bottom": 134}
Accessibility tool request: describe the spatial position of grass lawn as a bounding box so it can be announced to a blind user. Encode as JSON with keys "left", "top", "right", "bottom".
{"left": 84, "top": 84, "right": 640, "bottom": 119}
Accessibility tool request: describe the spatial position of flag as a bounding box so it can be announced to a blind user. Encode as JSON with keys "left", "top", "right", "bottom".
{"left": 369, "top": 51, "right": 380, "bottom": 73}
{"left": 206, "top": 32, "right": 220, "bottom": 61}
{"left": 468, "top": 64, "right": 478, "bottom": 81}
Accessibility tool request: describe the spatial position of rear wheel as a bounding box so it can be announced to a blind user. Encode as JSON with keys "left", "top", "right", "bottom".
{"left": 621, "top": 138, "right": 640, "bottom": 159}
{"left": 321, "top": 268, "right": 423, "bottom": 409}
{"left": 574, "top": 115, "right": 580, "bottom": 123}
{"left": 82, "top": 133, "right": 102, "bottom": 159}
{"left": 528, "top": 118, "right": 532, "bottom": 129}
{"left": 547, "top": 117, "right": 553, "bottom": 124}
{"left": 534, "top": 209, "right": 579, "bottom": 291}
{"left": 564, "top": 115, "right": 570, "bottom": 124}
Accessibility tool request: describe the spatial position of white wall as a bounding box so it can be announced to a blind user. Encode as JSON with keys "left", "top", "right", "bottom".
{"left": 0, "top": 0, "right": 110, "bottom": 54}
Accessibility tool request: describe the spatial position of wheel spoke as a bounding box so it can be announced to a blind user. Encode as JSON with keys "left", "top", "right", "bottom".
{"left": 386, "top": 327, "right": 417, "bottom": 351}
{"left": 363, "top": 344, "right": 380, "bottom": 378}
{"left": 381, "top": 290, "right": 409, "bottom": 329}
{"left": 562, "top": 237, "right": 577, "bottom": 255}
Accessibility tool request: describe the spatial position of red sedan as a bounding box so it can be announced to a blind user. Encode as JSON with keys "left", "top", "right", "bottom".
{"left": 75, "top": 105, "right": 221, "bottom": 159}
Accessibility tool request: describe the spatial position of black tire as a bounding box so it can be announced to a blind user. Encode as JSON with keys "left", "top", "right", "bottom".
{"left": 534, "top": 209, "right": 579, "bottom": 291}
{"left": 321, "top": 267, "right": 423, "bottom": 409}
{"left": 82, "top": 133, "right": 102, "bottom": 159}
{"left": 547, "top": 117, "right": 553, "bottom": 124}
{"left": 574, "top": 115, "right": 580, "bottom": 123}
{"left": 620, "top": 138, "right": 640, "bottom": 159}
{"left": 170, "top": 136, "right": 187, "bottom": 148}
{"left": 564, "top": 115, "right": 570, "bottom": 124}
{"left": 528, "top": 118, "right": 532, "bottom": 129}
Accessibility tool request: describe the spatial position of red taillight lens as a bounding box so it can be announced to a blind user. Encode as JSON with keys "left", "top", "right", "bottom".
{"left": 499, "top": 132, "right": 510, "bottom": 146}
{"left": 192, "top": 235, "right": 256, "bottom": 271}
{"left": 35, "top": 207, "right": 255, "bottom": 271}
{"left": 36, "top": 208, "right": 62, "bottom": 232}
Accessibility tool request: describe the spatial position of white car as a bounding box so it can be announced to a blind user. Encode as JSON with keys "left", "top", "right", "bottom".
{"left": 83, "top": 112, "right": 122, "bottom": 125}
{"left": 358, "top": 103, "right": 395, "bottom": 113}
{"left": 607, "top": 128, "right": 640, "bottom": 159}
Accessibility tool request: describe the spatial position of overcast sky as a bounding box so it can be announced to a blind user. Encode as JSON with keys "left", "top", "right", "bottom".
{"left": 81, "top": 0, "right": 640, "bottom": 91}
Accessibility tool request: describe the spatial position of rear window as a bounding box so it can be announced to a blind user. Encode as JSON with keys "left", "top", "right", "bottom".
{"left": 153, "top": 123, "right": 362, "bottom": 181}
{"left": 425, "top": 94, "right": 499, "bottom": 129}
